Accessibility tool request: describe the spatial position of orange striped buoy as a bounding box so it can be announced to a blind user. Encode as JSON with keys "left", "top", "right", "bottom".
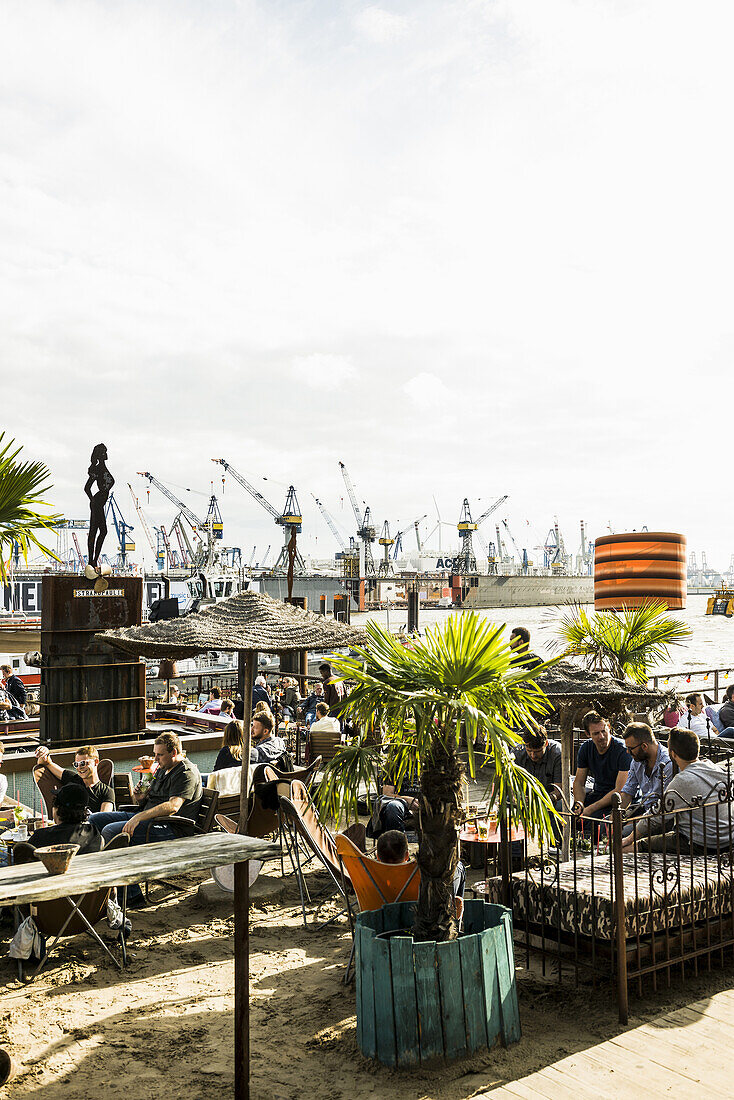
{"left": 593, "top": 532, "right": 686, "bottom": 610}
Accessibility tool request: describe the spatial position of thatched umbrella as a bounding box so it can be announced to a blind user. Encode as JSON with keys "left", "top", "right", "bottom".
{"left": 98, "top": 589, "right": 366, "bottom": 823}
{"left": 535, "top": 659, "right": 670, "bottom": 857}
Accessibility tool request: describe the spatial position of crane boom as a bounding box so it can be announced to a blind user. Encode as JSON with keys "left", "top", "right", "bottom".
{"left": 211, "top": 459, "right": 279, "bottom": 521}
{"left": 475, "top": 495, "right": 509, "bottom": 527}
{"left": 137, "top": 472, "right": 206, "bottom": 530}
{"left": 313, "top": 495, "right": 346, "bottom": 550}
{"left": 128, "top": 483, "right": 156, "bottom": 553}
{"left": 501, "top": 518, "right": 523, "bottom": 560}
{"left": 392, "top": 514, "right": 428, "bottom": 559}
{"left": 171, "top": 515, "right": 195, "bottom": 566}
{"left": 338, "top": 461, "right": 363, "bottom": 528}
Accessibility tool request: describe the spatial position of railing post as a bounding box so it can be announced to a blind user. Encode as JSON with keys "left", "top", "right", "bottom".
{"left": 715, "top": 670, "right": 720, "bottom": 701}
{"left": 499, "top": 810, "right": 511, "bottom": 909}
{"left": 611, "top": 792, "right": 629, "bottom": 1025}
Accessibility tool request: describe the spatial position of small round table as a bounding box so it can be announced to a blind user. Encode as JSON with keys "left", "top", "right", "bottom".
{"left": 459, "top": 821, "right": 525, "bottom": 876}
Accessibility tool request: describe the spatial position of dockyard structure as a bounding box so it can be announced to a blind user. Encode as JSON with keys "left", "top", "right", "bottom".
{"left": 212, "top": 459, "right": 306, "bottom": 577}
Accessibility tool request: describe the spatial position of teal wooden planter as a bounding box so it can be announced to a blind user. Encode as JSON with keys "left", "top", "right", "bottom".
{"left": 355, "top": 899, "right": 521, "bottom": 1067}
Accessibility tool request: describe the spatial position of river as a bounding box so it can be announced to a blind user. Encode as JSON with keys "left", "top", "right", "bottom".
{"left": 353, "top": 594, "right": 733, "bottom": 679}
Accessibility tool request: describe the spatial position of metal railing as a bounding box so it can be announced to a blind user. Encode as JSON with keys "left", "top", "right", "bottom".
{"left": 482, "top": 760, "right": 734, "bottom": 1023}
{"left": 650, "top": 666, "right": 734, "bottom": 701}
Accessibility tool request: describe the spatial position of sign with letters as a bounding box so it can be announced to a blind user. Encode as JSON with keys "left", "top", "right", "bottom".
{"left": 73, "top": 589, "right": 125, "bottom": 598}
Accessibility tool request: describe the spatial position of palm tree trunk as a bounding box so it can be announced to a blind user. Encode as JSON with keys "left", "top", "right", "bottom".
{"left": 414, "top": 737, "right": 463, "bottom": 942}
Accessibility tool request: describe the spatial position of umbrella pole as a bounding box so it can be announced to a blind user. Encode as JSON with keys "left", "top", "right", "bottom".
{"left": 238, "top": 650, "right": 256, "bottom": 831}
{"left": 560, "top": 706, "right": 573, "bottom": 861}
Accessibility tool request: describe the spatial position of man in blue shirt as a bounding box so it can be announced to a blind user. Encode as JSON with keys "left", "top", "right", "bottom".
{"left": 572, "top": 711, "right": 631, "bottom": 832}
{"left": 620, "top": 722, "right": 672, "bottom": 835}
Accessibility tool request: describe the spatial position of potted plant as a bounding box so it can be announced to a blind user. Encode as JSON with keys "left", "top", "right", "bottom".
{"left": 318, "top": 612, "right": 558, "bottom": 1065}
{"left": 553, "top": 601, "right": 690, "bottom": 685}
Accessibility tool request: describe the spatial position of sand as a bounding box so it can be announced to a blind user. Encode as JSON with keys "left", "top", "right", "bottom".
{"left": 2, "top": 862, "right": 734, "bottom": 1100}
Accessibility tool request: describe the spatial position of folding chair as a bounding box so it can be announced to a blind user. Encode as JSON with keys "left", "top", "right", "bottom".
{"left": 279, "top": 780, "right": 355, "bottom": 929}
{"left": 12, "top": 832, "right": 131, "bottom": 978}
{"left": 335, "top": 832, "right": 421, "bottom": 982}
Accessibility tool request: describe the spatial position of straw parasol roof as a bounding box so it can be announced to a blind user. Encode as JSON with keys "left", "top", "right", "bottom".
{"left": 97, "top": 589, "right": 366, "bottom": 659}
{"left": 536, "top": 659, "right": 670, "bottom": 710}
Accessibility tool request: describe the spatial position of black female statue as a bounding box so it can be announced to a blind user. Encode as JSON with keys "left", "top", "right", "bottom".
{"left": 84, "top": 443, "right": 115, "bottom": 570}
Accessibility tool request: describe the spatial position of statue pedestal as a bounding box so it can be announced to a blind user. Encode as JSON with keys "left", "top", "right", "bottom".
{"left": 40, "top": 574, "right": 145, "bottom": 745}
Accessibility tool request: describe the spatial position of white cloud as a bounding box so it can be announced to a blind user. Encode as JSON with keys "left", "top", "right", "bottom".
{"left": 355, "top": 7, "right": 410, "bottom": 44}
{"left": 402, "top": 372, "right": 452, "bottom": 410}
{"left": 289, "top": 354, "right": 358, "bottom": 389}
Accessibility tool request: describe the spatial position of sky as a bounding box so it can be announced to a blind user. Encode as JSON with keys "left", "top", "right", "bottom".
{"left": 2, "top": 0, "right": 733, "bottom": 573}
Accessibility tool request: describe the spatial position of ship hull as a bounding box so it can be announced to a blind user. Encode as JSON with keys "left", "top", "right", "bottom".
{"left": 461, "top": 574, "right": 594, "bottom": 608}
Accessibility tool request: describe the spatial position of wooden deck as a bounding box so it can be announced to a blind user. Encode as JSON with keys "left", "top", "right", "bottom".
{"left": 483, "top": 988, "right": 734, "bottom": 1098}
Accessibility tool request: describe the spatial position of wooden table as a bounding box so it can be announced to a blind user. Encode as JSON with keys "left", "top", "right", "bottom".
{"left": 0, "top": 833, "right": 279, "bottom": 1100}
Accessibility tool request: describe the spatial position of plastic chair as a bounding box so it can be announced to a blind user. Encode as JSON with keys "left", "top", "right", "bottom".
{"left": 12, "top": 832, "right": 130, "bottom": 977}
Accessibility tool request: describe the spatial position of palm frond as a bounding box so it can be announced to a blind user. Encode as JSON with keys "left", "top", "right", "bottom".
{"left": 318, "top": 613, "right": 562, "bottom": 843}
{"left": 553, "top": 600, "right": 690, "bottom": 684}
{"left": 0, "top": 431, "right": 63, "bottom": 580}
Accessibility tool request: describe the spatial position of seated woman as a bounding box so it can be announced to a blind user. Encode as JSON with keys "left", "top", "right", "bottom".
{"left": 213, "top": 720, "right": 245, "bottom": 771}
{"left": 29, "top": 784, "right": 103, "bottom": 855}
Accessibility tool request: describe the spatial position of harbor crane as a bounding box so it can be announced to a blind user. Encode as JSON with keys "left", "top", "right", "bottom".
{"left": 501, "top": 518, "right": 529, "bottom": 574}
{"left": 544, "top": 519, "right": 567, "bottom": 571}
{"left": 392, "top": 515, "right": 428, "bottom": 560}
{"left": 339, "top": 461, "right": 377, "bottom": 578}
{"left": 313, "top": 494, "right": 361, "bottom": 579}
{"left": 105, "top": 493, "right": 135, "bottom": 569}
{"left": 138, "top": 471, "right": 220, "bottom": 567}
{"left": 455, "top": 495, "right": 508, "bottom": 575}
{"left": 378, "top": 522, "right": 395, "bottom": 577}
{"left": 576, "top": 520, "right": 593, "bottom": 575}
{"left": 128, "top": 483, "right": 163, "bottom": 570}
{"left": 212, "top": 459, "right": 305, "bottom": 576}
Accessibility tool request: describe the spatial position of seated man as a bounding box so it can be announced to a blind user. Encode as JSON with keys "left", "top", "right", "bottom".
{"left": 623, "top": 728, "right": 734, "bottom": 855}
{"left": 368, "top": 772, "right": 421, "bottom": 839}
{"left": 572, "top": 711, "right": 631, "bottom": 830}
{"left": 310, "top": 702, "right": 341, "bottom": 735}
{"left": 34, "top": 744, "right": 115, "bottom": 814}
{"left": 718, "top": 684, "right": 734, "bottom": 738}
{"left": 219, "top": 699, "right": 236, "bottom": 719}
{"left": 0, "top": 684, "right": 27, "bottom": 721}
{"left": 509, "top": 626, "right": 543, "bottom": 670}
{"left": 198, "top": 687, "right": 222, "bottom": 714}
{"left": 620, "top": 722, "right": 672, "bottom": 834}
{"left": 299, "top": 682, "right": 325, "bottom": 727}
{"left": 29, "top": 784, "right": 103, "bottom": 855}
{"left": 513, "top": 728, "right": 562, "bottom": 809}
{"left": 89, "top": 732, "right": 202, "bottom": 848}
{"left": 513, "top": 727, "right": 563, "bottom": 843}
{"left": 376, "top": 829, "right": 465, "bottom": 921}
{"left": 249, "top": 712, "right": 288, "bottom": 766}
{"left": 680, "top": 692, "right": 717, "bottom": 743}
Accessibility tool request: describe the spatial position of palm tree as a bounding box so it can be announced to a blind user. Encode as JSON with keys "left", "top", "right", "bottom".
{"left": 0, "top": 432, "right": 62, "bottom": 582}
{"left": 553, "top": 601, "right": 691, "bottom": 685}
{"left": 317, "top": 612, "right": 559, "bottom": 943}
